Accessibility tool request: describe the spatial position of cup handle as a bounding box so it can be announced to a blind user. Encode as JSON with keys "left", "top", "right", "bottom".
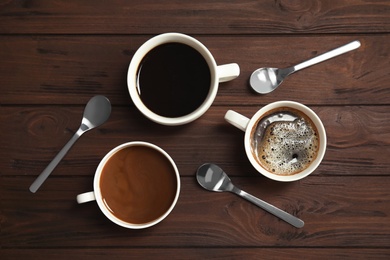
{"left": 217, "top": 63, "right": 240, "bottom": 83}
{"left": 225, "top": 110, "right": 250, "bottom": 132}
{"left": 76, "top": 191, "right": 96, "bottom": 204}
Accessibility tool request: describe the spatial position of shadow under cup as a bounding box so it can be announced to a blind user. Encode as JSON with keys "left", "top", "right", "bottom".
{"left": 78, "top": 142, "right": 180, "bottom": 229}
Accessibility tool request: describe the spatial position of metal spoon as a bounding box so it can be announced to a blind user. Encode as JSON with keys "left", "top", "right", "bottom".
{"left": 250, "top": 40, "right": 361, "bottom": 94}
{"left": 29, "top": 95, "right": 111, "bottom": 193}
{"left": 196, "top": 163, "right": 304, "bottom": 228}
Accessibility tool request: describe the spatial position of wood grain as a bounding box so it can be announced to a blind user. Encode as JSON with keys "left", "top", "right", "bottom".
{"left": 0, "top": 0, "right": 389, "bottom": 34}
{"left": 0, "top": 35, "right": 388, "bottom": 105}
{"left": 1, "top": 0, "right": 389, "bottom": 258}
{"left": 1, "top": 176, "right": 390, "bottom": 248}
{"left": 1, "top": 106, "right": 388, "bottom": 177}
{"left": 2, "top": 248, "right": 390, "bottom": 260}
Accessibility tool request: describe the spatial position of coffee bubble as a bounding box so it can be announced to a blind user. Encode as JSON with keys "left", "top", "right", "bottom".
{"left": 251, "top": 108, "right": 319, "bottom": 176}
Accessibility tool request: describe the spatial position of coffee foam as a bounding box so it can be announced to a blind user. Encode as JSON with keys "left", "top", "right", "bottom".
{"left": 252, "top": 109, "right": 319, "bottom": 176}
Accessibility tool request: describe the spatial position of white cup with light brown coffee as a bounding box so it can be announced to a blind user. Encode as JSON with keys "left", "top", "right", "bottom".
{"left": 225, "top": 101, "right": 326, "bottom": 182}
{"left": 76, "top": 141, "right": 180, "bottom": 229}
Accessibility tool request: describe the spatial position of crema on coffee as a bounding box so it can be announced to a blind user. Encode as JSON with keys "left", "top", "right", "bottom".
{"left": 251, "top": 107, "right": 319, "bottom": 176}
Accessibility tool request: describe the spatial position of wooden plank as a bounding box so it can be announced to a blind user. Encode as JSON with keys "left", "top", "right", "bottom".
{"left": 1, "top": 0, "right": 388, "bottom": 258}
{"left": 1, "top": 176, "right": 390, "bottom": 247}
{"left": 2, "top": 248, "right": 390, "bottom": 260}
{"left": 0, "top": 0, "right": 389, "bottom": 34}
{"left": 0, "top": 35, "right": 388, "bottom": 106}
{"left": 1, "top": 106, "right": 389, "bottom": 177}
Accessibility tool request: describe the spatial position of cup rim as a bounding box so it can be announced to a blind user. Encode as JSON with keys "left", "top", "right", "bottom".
{"left": 93, "top": 141, "right": 181, "bottom": 229}
{"left": 244, "top": 101, "right": 327, "bottom": 182}
{"left": 127, "top": 32, "right": 218, "bottom": 126}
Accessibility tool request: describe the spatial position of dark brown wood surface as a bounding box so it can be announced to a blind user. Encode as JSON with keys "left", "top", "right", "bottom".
{"left": 1, "top": 1, "right": 389, "bottom": 259}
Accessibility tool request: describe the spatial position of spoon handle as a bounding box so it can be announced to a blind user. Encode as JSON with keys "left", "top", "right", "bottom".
{"left": 29, "top": 129, "right": 83, "bottom": 193}
{"left": 292, "top": 40, "right": 361, "bottom": 72}
{"left": 233, "top": 188, "right": 304, "bottom": 228}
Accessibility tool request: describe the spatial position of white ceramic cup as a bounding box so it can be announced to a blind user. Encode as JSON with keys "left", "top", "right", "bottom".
{"left": 127, "top": 32, "right": 240, "bottom": 126}
{"left": 225, "top": 101, "right": 327, "bottom": 182}
{"left": 76, "top": 141, "right": 180, "bottom": 229}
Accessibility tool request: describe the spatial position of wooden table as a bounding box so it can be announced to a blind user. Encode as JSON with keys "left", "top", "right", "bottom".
{"left": 1, "top": 1, "right": 389, "bottom": 259}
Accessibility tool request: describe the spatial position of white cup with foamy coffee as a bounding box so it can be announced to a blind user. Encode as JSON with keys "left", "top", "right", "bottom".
{"left": 127, "top": 32, "right": 240, "bottom": 126}
{"left": 76, "top": 141, "right": 180, "bottom": 229}
{"left": 225, "top": 101, "right": 327, "bottom": 182}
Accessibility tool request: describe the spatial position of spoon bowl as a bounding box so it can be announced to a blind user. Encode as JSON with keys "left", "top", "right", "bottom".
{"left": 196, "top": 163, "right": 304, "bottom": 228}
{"left": 29, "top": 95, "right": 111, "bottom": 193}
{"left": 250, "top": 40, "right": 361, "bottom": 94}
{"left": 196, "top": 163, "right": 234, "bottom": 192}
{"left": 82, "top": 95, "right": 112, "bottom": 129}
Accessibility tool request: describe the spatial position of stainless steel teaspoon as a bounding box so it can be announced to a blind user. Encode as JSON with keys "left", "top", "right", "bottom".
{"left": 196, "top": 163, "right": 304, "bottom": 228}
{"left": 250, "top": 40, "right": 361, "bottom": 94}
{"left": 29, "top": 95, "right": 111, "bottom": 193}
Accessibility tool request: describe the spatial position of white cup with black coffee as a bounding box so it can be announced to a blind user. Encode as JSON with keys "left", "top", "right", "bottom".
{"left": 127, "top": 32, "right": 240, "bottom": 126}
{"left": 225, "top": 101, "right": 327, "bottom": 182}
{"left": 76, "top": 142, "right": 180, "bottom": 229}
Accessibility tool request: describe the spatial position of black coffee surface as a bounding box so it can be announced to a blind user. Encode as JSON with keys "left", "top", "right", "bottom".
{"left": 137, "top": 43, "right": 211, "bottom": 118}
